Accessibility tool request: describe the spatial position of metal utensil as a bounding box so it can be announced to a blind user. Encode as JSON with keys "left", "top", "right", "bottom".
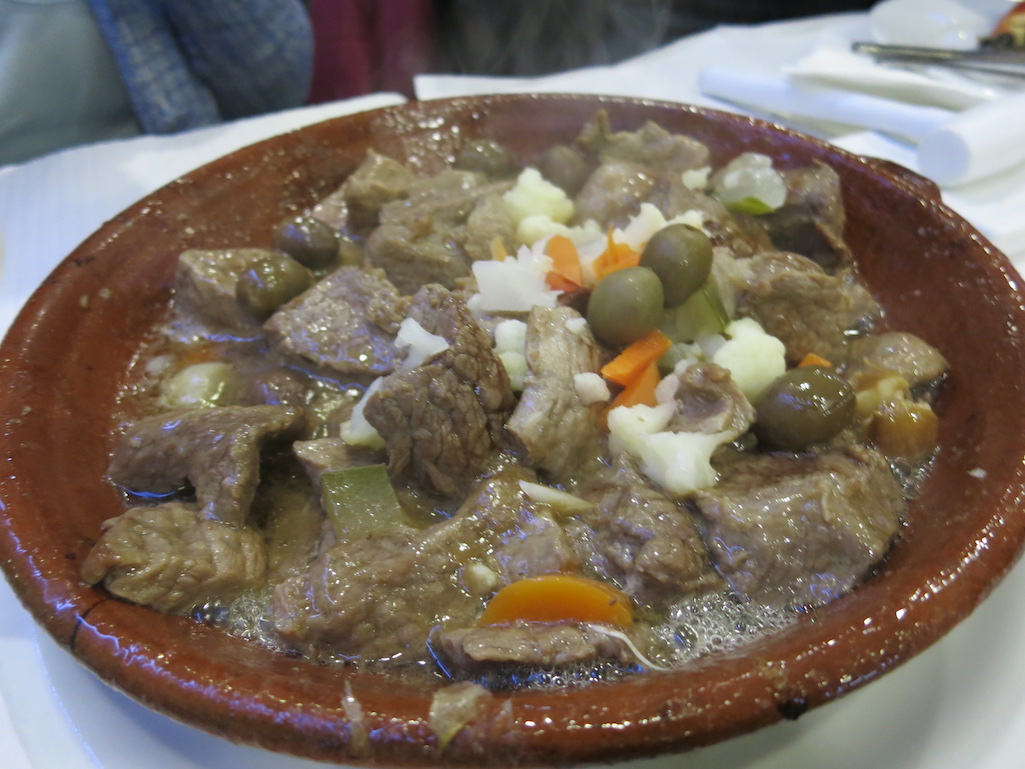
{"left": 852, "top": 41, "right": 1025, "bottom": 79}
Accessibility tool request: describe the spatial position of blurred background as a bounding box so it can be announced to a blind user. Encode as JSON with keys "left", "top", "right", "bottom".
{"left": 0, "top": 0, "right": 879, "bottom": 167}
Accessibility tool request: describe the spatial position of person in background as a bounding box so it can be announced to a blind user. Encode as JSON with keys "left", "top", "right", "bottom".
{"left": 0, "top": 0, "right": 313, "bottom": 167}
{"left": 306, "top": 0, "right": 880, "bottom": 102}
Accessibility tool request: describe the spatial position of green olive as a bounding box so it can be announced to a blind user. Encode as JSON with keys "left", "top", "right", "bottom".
{"left": 639, "top": 224, "right": 714, "bottom": 307}
{"left": 537, "top": 144, "right": 591, "bottom": 195}
{"left": 272, "top": 215, "right": 339, "bottom": 269}
{"left": 453, "top": 140, "right": 515, "bottom": 178}
{"left": 236, "top": 253, "right": 312, "bottom": 320}
{"left": 754, "top": 367, "right": 856, "bottom": 451}
{"left": 586, "top": 266, "right": 664, "bottom": 348}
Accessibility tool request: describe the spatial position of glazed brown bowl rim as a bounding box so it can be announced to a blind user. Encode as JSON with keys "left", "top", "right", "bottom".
{"left": 1, "top": 93, "right": 1024, "bottom": 767}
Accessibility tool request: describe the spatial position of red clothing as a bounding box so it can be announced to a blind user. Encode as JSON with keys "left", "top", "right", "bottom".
{"left": 307, "top": 0, "right": 435, "bottom": 101}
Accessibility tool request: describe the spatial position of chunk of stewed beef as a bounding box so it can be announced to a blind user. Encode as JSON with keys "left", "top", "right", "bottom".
{"left": 667, "top": 362, "right": 755, "bottom": 442}
{"left": 107, "top": 405, "right": 305, "bottom": 526}
{"left": 173, "top": 247, "right": 273, "bottom": 338}
{"left": 264, "top": 266, "right": 407, "bottom": 378}
{"left": 757, "top": 162, "right": 852, "bottom": 272}
{"left": 693, "top": 445, "right": 903, "bottom": 607}
{"left": 337, "top": 150, "right": 419, "bottom": 234}
{"left": 272, "top": 468, "right": 577, "bottom": 661}
{"left": 81, "top": 501, "right": 266, "bottom": 614}
{"left": 432, "top": 621, "right": 633, "bottom": 672}
{"left": 576, "top": 111, "right": 711, "bottom": 172}
{"left": 366, "top": 170, "right": 515, "bottom": 294}
{"left": 506, "top": 306, "right": 604, "bottom": 484}
{"left": 573, "top": 159, "right": 656, "bottom": 227}
{"left": 736, "top": 251, "right": 880, "bottom": 363}
{"left": 844, "top": 331, "right": 948, "bottom": 389}
{"left": 364, "top": 284, "right": 515, "bottom": 498}
{"left": 567, "top": 456, "right": 723, "bottom": 606}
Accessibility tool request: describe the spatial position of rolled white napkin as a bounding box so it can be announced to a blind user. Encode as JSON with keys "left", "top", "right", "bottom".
{"left": 917, "top": 91, "right": 1025, "bottom": 186}
{"left": 698, "top": 66, "right": 953, "bottom": 141}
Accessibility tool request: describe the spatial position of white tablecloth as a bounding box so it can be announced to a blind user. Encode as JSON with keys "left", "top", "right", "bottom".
{"left": 2, "top": 12, "right": 1024, "bottom": 769}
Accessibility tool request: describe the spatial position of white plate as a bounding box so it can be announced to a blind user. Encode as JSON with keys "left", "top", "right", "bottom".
{"left": 869, "top": 0, "right": 1016, "bottom": 48}
{"left": 5, "top": 558, "right": 1025, "bottom": 769}
{"left": 3, "top": 13, "right": 1025, "bottom": 768}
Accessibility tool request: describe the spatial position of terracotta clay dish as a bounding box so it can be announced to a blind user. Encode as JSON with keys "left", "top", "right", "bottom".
{"left": 1, "top": 94, "right": 1024, "bottom": 767}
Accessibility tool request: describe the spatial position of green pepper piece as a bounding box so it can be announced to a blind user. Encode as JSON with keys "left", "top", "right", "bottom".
{"left": 320, "top": 464, "right": 408, "bottom": 538}
{"left": 670, "top": 284, "right": 729, "bottom": 343}
{"left": 724, "top": 195, "right": 776, "bottom": 216}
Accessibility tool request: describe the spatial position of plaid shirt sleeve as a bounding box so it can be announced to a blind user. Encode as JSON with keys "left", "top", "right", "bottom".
{"left": 86, "top": 0, "right": 313, "bottom": 134}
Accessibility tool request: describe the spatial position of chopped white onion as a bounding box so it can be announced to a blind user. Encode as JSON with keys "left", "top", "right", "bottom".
{"left": 395, "top": 317, "right": 449, "bottom": 371}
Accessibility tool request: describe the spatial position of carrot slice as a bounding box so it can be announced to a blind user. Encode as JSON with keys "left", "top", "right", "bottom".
{"left": 608, "top": 361, "right": 661, "bottom": 411}
{"left": 798, "top": 352, "right": 832, "bottom": 368}
{"left": 545, "top": 234, "right": 583, "bottom": 291}
{"left": 490, "top": 236, "right": 509, "bottom": 261}
{"left": 600, "top": 329, "right": 672, "bottom": 387}
{"left": 592, "top": 227, "right": 640, "bottom": 281}
{"left": 479, "top": 574, "right": 633, "bottom": 627}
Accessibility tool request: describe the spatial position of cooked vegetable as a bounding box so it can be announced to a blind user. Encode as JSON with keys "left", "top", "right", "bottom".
{"left": 545, "top": 234, "right": 584, "bottom": 292}
{"left": 519, "top": 481, "right": 593, "bottom": 515}
{"left": 236, "top": 253, "right": 312, "bottom": 319}
{"left": 639, "top": 224, "right": 713, "bottom": 307}
{"left": 601, "top": 329, "right": 672, "bottom": 386}
{"left": 710, "top": 317, "right": 786, "bottom": 400}
{"left": 852, "top": 369, "right": 910, "bottom": 419}
{"left": 607, "top": 361, "right": 661, "bottom": 411}
{"left": 667, "top": 284, "right": 729, "bottom": 342}
{"left": 870, "top": 400, "right": 939, "bottom": 461}
{"left": 658, "top": 341, "right": 698, "bottom": 375}
{"left": 712, "top": 152, "right": 787, "bottom": 214}
{"left": 321, "top": 464, "right": 408, "bottom": 538}
{"left": 798, "top": 352, "right": 833, "bottom": 368}
{"left": 160, "top": 362, "right": 238, "bottom": 409}
{"left": 754, "top": 367, "right": 856, "bottom": 450}
{"left": 587, "top": 266, "right": 664, "bottom": 348}
{"left": 479, "top": 574, "right": 633, "bottom": 627}
{"left": 503, "top": 168, "right": 574, "bottom": 227}
{"left": 593, "top": 229, "right": 641, "bottom": 282}
{"left": 453, "top": 139, "right": 515, "bottom": 177}
{"left": 272, "top": 215, "right": 340, "bottom": 269}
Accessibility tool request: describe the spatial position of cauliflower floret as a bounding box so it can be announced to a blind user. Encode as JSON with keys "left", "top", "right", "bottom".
{"left": 711, "top": 317, "right": 786, "bottom": 400}
{"left": 503, "top": 168, "right": 574, "bottom": 227}
{"left": 607, "top": 401, "right": 676, "bottom": 457}
{"left": 494, "top": 318, "right": 528, "bottom": 354}
{"left": 607, "top": 399, "right": 727, "bottom": 497}
{"left": 712, "top": 153, "right": 787, "bottom": 213}
{"left": 682, "top": 165, "right": 711, "bottom": 190}
{"left": 573, "top": 372, "right": 610, "bottom": 405}
{"left": 635, "top": 430, "right": 727, "bottom": 496}
{"left": 493, "top": 318, "right": 529, "bottom": 392}
{"left": 499, "top": 351, "right": 528, "bottom": 391}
